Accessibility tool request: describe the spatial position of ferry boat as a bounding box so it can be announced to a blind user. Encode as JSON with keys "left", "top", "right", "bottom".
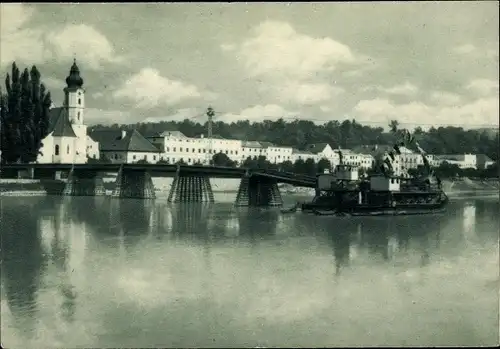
{"left": 302, "top": 164, "right": 449, "bottom": 216}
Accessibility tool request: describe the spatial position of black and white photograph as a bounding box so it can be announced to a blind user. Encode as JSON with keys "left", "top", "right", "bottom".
{"left": 0, "top": 2, "right": 499, "bottom": 347}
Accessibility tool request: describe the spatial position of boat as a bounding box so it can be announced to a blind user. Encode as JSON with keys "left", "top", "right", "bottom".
{"left": 302, "top": 164, "right": 449, "bottom": 217}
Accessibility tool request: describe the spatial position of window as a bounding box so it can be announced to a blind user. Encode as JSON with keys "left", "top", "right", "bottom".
{"left": 180, "top": 147, "right": 183, "bottom": 152}
{"left": 153, "top": 155, "right": 156, "bottom": 161}
{"left": 67, "top": 145, "right": 70, "bottom": 154}
{"left": 133, "top": 155, "right": 136, "bottom": 160}
{"left": 192, "top": 148, "right": 195, "bottom": 153}
{"left": 143, "top": 155, "right": 147, "bottom": 160}
{"left": 55, "top": 145, "right": 60, "bottom": 155}
{"left": 166, "top": 147, "right": 170, "bottom": 152}
{"left": 198, "top": 149, "right": 201, "bottom": 153}
{"left": 173, "top": 147, "right": 176, "bottom": 152}
{"left": 115, "top": 154, "right": 118, "bottom": 160}
{"left": 188, "top": 158, "right": 191, "bottom": 163}
{"left": 77, "top": 111, "right": 80, "bottom": 120}
{"left": 78, "top": 98, "right": 81, "bottom": 105}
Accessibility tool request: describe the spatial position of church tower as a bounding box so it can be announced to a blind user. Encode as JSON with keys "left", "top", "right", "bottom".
{"left": 64, "top": 60, "right": 87, "bottom": 163}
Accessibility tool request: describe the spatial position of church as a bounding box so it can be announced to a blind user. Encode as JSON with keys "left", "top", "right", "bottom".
{"left": 37, "top": 60, "right": 99, "bottom": 164}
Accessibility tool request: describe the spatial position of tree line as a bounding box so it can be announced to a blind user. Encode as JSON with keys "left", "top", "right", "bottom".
{"left": 1, "top": 62, "right": 52, "bottom": 164}
{"left": 91, "top": 118, "right": 499, "bottom": 162}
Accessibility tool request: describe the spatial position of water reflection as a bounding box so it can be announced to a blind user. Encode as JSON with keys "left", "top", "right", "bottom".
{"left": 1, "top": 200, "right": 46, "bottom": 337}
{"left": 1, "top": 196, "right": 498, "bottom": 347}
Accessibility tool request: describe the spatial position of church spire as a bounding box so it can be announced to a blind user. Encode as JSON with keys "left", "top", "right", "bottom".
{"left": 65, "top": 59, "right": 84, "bottom": 89}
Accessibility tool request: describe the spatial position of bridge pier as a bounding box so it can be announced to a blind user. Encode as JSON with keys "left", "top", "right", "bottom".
{"left": 62, "top": 168, "right": 106, "bottom": 196}
{"left": 167, "top": 173, "right": 214, "bottom": 203}
{"left": 111, "top": 168, "right": 156, "bottom": 199}
{"left": 235, "top": 175, "right": 283, "bottom": 207}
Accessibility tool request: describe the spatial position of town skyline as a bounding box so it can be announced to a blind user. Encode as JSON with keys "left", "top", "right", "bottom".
{"left": 1, "top": 3, "right": 498, "bottom": 129}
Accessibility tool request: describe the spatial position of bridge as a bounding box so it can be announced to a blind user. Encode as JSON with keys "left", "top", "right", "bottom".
{"left": 0, "top": 163, "right": 316, "bottom": 207}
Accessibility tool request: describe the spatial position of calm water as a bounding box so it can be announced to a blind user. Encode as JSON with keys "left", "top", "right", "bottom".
{"left": 1, "top": 194, "right": 499, "bottom": 348}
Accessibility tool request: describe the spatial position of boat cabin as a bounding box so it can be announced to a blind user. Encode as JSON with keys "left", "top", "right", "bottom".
{"left": 334, "top": 164, "right": 359, "bottom": 181}
{"left": 369, "top": 175, "right": 401, "bottom": 192}
{"left": 317, "top": 173, "right": 337, "bottom": 190}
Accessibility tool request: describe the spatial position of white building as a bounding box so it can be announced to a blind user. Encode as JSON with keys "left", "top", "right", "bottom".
{"left": 147, "top": 131, "right": 243, "bottom": 165}
{"left": 37, "top": 60, "right": 99, "bottom": 164}
{"left": 99, "top": 130, "right": 162, "bottom": 164}
{"left": 263, "top": 143, "right": 294, "bottom": 164}
{"left": 241, "top": 141, "right": 266, "bottom": 162}
{"left": 434, "top": 154, "right": 477, "bottom": 169}
{"left": 307, "top": 143, "right": 340, "bottom": 167}
{"left": 291, "top": 149, "right": 317, "bottom": 163}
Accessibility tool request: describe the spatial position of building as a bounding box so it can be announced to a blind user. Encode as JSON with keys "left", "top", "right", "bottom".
{"left": 98, "top": 129, "right": 161, "bottom": 163}
{"left": 264, "top": 144, "right": 294, "bottom": 164}
{"left": 37, "top": 60, "right": 99, "bottom": 164}
{"left": 307, "top": 143, "right": 340, "bottom": 167}
{"left": 291, "top": 149, "right": 317, "bottom": 163}
{"left": 434, "top": 154, "right": 477, "bottom": 169}
{"left": 241, "top": 141, "right": 266, "bottom": 162}
{"left": 476, "top": 154, "right": 495, "bottom": 170}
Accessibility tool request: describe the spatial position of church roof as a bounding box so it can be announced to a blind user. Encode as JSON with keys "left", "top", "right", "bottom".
{"left": 49, "top": 107, "right": 77, "bottom": 138}
{"left": 100, "top": 129, "right": 161, "bottom": 153}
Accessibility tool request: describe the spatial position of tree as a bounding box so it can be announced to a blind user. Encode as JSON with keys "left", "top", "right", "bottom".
{"left": 212, "top": 152, "right": 236, "bottom": 167}
{"left": 1, "top": 62, "right": 51, "bottom": 164}
{"left": 317, "top": 158, "right": 332, "bottom": 173}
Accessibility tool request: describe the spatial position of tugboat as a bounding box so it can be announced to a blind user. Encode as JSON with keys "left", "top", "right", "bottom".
{"left": 302, "top": 136, "right": 449, "bottom": 216}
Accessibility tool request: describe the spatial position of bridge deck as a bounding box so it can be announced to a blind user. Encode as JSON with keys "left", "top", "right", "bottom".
{"left": 1, "top": 163, "right": 316, "bottom": 186}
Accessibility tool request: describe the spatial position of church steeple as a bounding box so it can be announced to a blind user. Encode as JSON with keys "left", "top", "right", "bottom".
{"left": 65, "top": 59, "right": 84, "bottom": 89}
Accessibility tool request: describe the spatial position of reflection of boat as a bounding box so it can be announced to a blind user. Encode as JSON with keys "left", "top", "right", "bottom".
{"left": 303, "top": 164, "right": 449, "bottom": 216}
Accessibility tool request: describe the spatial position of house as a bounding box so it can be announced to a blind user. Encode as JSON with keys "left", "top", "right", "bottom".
{"left": 99, "top": 129, "right": 161, "bottom": 163}
{"left": 242, "top": 141, "right": 266, "bottom": 161}
{"left": 291, "top": 149, "right": 317, "bottom": 163}
{"left": 434, "top": 154, "right": 477, "bottom": 169}
{"left": 37, "top": 60, "right": 99, "bottom": 164}
{"left": 266, "top": 144, "right": 294, "bottom": 164}
{"left": 306, "top": 143, "right": 339, "bottom": 166}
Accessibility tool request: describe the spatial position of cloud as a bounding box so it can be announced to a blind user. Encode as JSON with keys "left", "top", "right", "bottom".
{"left": 230, "top": 20, "right": 359, "bottom": 80}
{"left": 85, "top": 108, "right": 133, "bottom": 125}
{"left": 143, "top": 108, "right": 203, "bottom": 123}
{"left": 218, "top": 104, "right": 296, "bottom": 123}
{"left": 46, "top": 24, "right": 123, "bottom": 69}
{"left": 453, "top": 43, "right": 498, "bottom": 60}
{"left": 429, "top": 91, "right": 461, "bottom": 106}
{"left": 465, "top": 79, "right": 499, "bottom": 97}
{"left": 263, "top": 81, "right": 344, "bottom": 106}
{"left": 453, "top": 44, "right": 477, "bottom": 55}
{"left": 353, "top": 97, "right": 499, "bottom": 129}
{"left": 0, "top": 4, "right": 51, "bottom": 67}
{"left": 0, "top": 4, "right": 122, "bottom": 69}
{"left": 113, "top": 68, "right": 202, "bottom": 109}
{"left": 362, "top": 82, "right": 419, "bottom": 96}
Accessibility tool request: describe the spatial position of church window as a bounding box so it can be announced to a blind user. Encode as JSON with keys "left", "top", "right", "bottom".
{"left": 67, "top": 145, "right": 70, "bottom": 154}
{"left": 78, "top": 98, "right": 81, "bottom": 105}
{"left": 77, "top": 111, "right": 80, "bottom": 120}
{"left": 55, "top": 145, "right": 60, "bottom": 155}
{"left": 133, "top": 155, "right": 136, "bottom": 160}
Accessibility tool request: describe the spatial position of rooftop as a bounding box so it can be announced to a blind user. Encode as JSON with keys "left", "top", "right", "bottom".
{"left": 100, "top": 129, "right": 161, "bottom": 153}
{"left": 48, "top": 107, "right": 77, "bottom": 138}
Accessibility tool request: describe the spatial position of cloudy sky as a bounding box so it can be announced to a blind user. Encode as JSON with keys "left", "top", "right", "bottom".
{"left": 1, "top": 2, "right": 498, "bottom": 129}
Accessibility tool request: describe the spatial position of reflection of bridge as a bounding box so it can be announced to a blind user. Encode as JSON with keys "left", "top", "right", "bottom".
{"left": 1, "top": 163, "right": 316, "bottom": 206}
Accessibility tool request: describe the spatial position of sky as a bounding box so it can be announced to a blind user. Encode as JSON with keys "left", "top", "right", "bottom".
{"left": 0, "top": 2, "right": 499, "bottom": 129}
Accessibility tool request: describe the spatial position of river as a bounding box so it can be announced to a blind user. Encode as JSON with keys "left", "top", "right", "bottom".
{"left": 1, "top": 194, "right": 498, "bottom": 347}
